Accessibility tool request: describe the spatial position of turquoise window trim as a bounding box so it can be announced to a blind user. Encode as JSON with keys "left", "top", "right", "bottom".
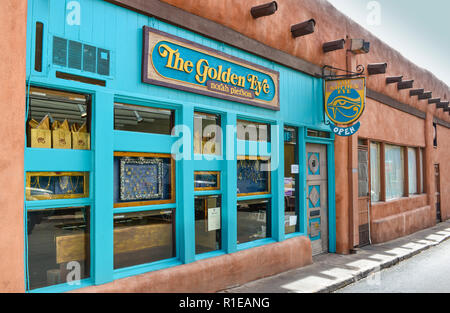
{"left": 223, "top": 112, "right": 237, "bottom": 254}
{"left": 195, "top": 250, "right": 226, "bottom": 261}
{"left": 24, "top": 149, "right": 92, "bottom": 172}
{"left": 237, "top": 140, "right": 271, "bottom": 157}
{"left": 194, "top": 190, "right": 223, "bottom": 197}
{"left": 113, "top": 203, "right": 176, "bottom": 214}
{"left": 285, "top": 232, "right": 307, "bottom": 240}
{"left": 298, "top": 127, "right": 308, "bottom": 234}
{"left": 113, "top": 258, "right": 182, "bottom": 281}
{"left": 113, "top": 131, "right": 177, "bottom": 153}
{"left": 26, "top": 199, "right": 92, "bottom": 210}
{"left": 237, "top": 238, "right": 277, "bottom": 251}
{"left": 27, "top": 278, "right": 94, "bottom": 293}
{"left": 237, "top": 194, "right": 272, "bottom": 201}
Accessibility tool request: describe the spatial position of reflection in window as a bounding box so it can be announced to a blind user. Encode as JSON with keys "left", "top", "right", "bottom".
{"left": 237, "top": 199, "right": 271, "bottom": 244}
{"left": 237, "top": 120, "right": 270, "bottom": 142}
{"left": 419, "top": 148, "right": 425, "bottom": 193}
{"left": 27, "top": 207, "right": 90, "bottom": 290}
{"left": 370, "top": 142, "right": 381, "bottom": 202}
{"left": 194, "top": 112, "right": 221, "bottom": 155}
{"left": 195, "top": 195, "right": 221, "bottom": 254}
{"left": 408, "top": 148, "right": 418, "bottom": 195}
{"left": 237, "top": 157, "right": 270, "bottom": 196}
{"left": 385, "top": 145, "right": 404, "bottom": 200}
{"left": 113, "top": 209, "right": 175, "bottom": 269}
{"left": 114, "top": 103, "right": 174, "bottom": 135}
{"left": 27, "top": 87, "right": 90, "bottom": 150}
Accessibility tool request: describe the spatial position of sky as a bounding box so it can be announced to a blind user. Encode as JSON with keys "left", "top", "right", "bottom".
{"left": 326, "top": 0, "right": 450, "bottom": 87}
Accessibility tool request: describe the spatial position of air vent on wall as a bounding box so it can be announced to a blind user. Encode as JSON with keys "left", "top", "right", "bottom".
{"left": 52, "top": 36, "right": 111, "bottom": 77}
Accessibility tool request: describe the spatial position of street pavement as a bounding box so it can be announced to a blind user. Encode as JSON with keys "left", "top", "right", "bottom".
{"left": 223, "top": 220, "right": 450, "bottom": 293}
{"left": 336, "top": 238, "right": 450, "bottom": 293}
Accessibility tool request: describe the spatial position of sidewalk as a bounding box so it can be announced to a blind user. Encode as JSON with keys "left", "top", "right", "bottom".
{"left": 222, "top": 220, "right": 450, "bottom": 293}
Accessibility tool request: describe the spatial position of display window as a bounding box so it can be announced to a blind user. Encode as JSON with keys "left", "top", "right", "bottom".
{"left": 114, "top": 103, "right": 174, "bottom": 135}
{"left": 194, "top": 112, "right": 221, "bottom": 155}
{"left": 237, "top": 156, "right": 271, "bottom": 196}
{"left": 27, "top": 87, "right": 90, "bottom": 150}
{"left": 195, "top": 195, "right": 222, "bottom": 254}
{"left": 113, "top": 152, "right": 175, "bottom": 208}
{"left": 113, "top": 209, "right": 175, "bottom": 269}
{"left": 27, "top": 206, "right": 90, "bottom": 290}
{"left": 26, "top": 172, "right": 89, "bottom": 201}
{"left": 237, "top": 120, "right": 270, "bottom": 142}
{"left": 237, "top": 199, "right": 271, "bottom": 244}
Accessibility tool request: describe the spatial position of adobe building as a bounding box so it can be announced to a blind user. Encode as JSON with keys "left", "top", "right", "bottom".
{"left": 0, "top": 0, "right": 448, "bottom": 292}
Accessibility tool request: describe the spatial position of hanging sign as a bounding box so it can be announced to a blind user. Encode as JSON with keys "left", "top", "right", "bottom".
{"left": 142, "top": 26, "right": 280, "bottom": 110}
{"left": 324, "top": 77, "right": 366, "bottom": 136}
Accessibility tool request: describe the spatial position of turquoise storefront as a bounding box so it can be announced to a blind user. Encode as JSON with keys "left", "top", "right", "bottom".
{"left": 24, "top": 0, "right": 336, "bottom": 292}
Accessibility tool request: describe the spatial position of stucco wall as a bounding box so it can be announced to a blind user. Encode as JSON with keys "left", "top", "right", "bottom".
{"left": 435, "top": 125, "right": 450, "bottom": 221}
{"left": 73, "top": 236, "right": 312, "bottom": 293}
{"left": 0, "top": 0, "right": 27, "bottom": 292}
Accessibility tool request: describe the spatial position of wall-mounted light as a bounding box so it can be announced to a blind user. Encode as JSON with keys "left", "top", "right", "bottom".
{"left": 409, "top": 88, "right": 424, "bottom": 96}
{"left": 322, "top": 39, "right": 346, "bottom": 53}
{"left": 397, "top": 80, "right": 414, "bottom": 90}
{"left": 349, "top": 39, "right": 370, "bottom": 54}
{"left": 418, "top": 91, "right": 432, "bottom": 100}
{"left": 291, "top": 19, "right": 316, "bottom": 38}
{"left": 134, "top": 110, "right": 144, "bottom": 123}
{"left": 250, "top": 1, "right": 278, "bottom": 19}
{"left": 428, "top": 98, "right": 441, "bottom": 104}
{"left": 386, "top": 76, "right": 403, "bottom": 84}
{"left": 77, "top": 104, "right": 88, "bottom": 118}
{"left": 367, "top": 63, "right": 387, "bottom": 75}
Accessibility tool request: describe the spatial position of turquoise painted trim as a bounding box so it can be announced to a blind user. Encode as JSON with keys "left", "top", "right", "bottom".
{"left": 177, "top": 103, "right": 195, "bottom": 264}
{"left": 237, "top": 140, "right": 271, "bottom": 157}
{"left": 25, "top": 149, "right": 92, "bottom": 172}
{"left": 113, "top": 258, "right": 182, "bottom": 281}
{"left": 285, "top": 232, "right": 307, "bottom": 240}
{"left": 194, "top": 190, "right": 223, "bottom": 197}
{"left": 298, "top": 127, "right": 307, "bottom": 234}
{"left": 26, "top": 198, "right": 92, "bottom": 210}
{"left": 223, "top": 112, "right": 237, "bottom": 254}
{"left": 195, "top": 250, "right": 226, "bottom": 261}
{"left": 236, "top": 238, "right": 277, "bottom": 251}
{"left": 237, "top": 194, "right": 272, "bottom": 202}
{"left": 271, "top": 121, "right": 284, "bottom": 242}
{"left": 193, "top": 159, "right": 223, "bottom": 170}
{"left": 113, "top": 131, "right": 176, "bottom": 153}
{"left": 92, "top": 91, "right": 114, "bottom": 285}
{"left": 327, "top": 141, "right": 337, "bottom": 253}
{"left": 27, "top": 278, "right": 94, "bottom": 293}
{"left": 113, "top": 203, "right": 176, "bottom": 214}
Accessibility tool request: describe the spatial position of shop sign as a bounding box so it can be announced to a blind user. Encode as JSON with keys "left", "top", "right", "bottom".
{"left": 324, "top": 77, "right": 366, "bottom": 136}
{"left": 142, "top": 26, "right": 280, "bottom": 110}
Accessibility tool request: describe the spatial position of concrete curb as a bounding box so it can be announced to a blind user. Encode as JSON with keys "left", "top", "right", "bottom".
{"left": 325, "top": 222, "right": 450, "bottom": 293}
{"left": 223, "top": 221, "right": 450, "bottom": 293}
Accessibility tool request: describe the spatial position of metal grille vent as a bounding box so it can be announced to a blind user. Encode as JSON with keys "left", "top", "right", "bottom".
{"left": 52, "top": 36, "right": 110, "bottom": 76}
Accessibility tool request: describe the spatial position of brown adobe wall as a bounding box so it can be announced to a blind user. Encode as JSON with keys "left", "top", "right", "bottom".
{"left": 0, "top": 0, "right": 27, "bottom": 293}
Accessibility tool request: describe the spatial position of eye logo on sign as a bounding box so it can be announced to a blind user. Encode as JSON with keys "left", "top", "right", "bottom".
{"left": 324, "top": 77, "right": 366, "bottom": 136}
